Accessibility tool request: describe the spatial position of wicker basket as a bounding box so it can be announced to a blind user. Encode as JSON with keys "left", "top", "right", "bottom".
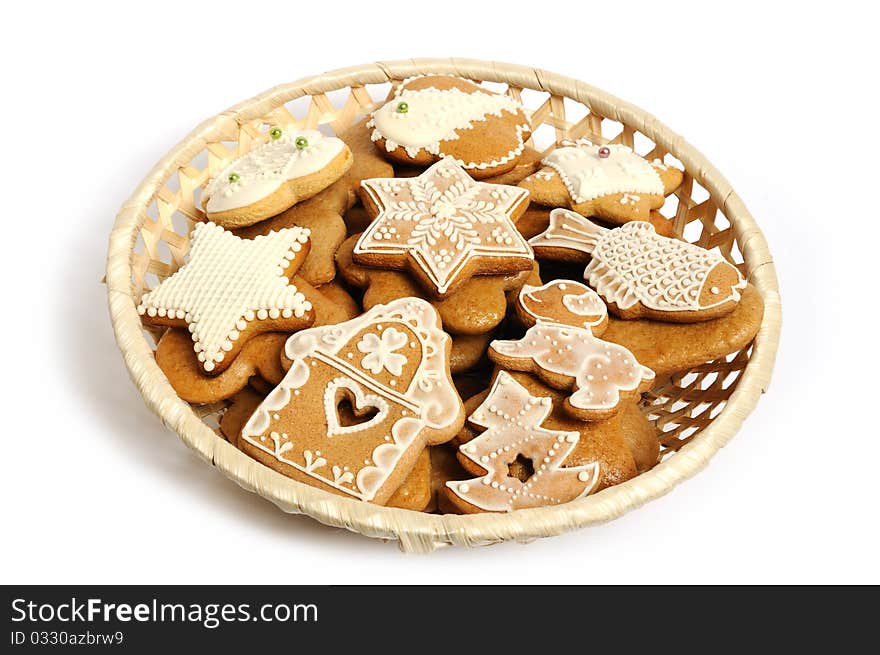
{"left": 106, "top": 58, "right": 781, "bottom": 552}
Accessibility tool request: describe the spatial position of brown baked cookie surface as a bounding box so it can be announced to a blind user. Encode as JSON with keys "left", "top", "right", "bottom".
{"left": 601, "top": 283, "right": 764, "bottom": 377}
{"left": 337, "top": 234, "right": 532, "bottom": 336}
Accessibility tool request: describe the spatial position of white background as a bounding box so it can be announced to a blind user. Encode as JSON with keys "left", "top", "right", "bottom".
{"left": 2, "top": 1, "right": 877, "bottom": 584}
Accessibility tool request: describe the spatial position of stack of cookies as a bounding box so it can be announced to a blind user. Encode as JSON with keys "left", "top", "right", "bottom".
{"left": 138, "top": 75, "right": 764, "bottom": 513}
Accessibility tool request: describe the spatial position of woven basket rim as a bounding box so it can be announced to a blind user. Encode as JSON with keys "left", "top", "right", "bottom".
{"left": 106, "top": 58, "right": 781, "bottom": 553}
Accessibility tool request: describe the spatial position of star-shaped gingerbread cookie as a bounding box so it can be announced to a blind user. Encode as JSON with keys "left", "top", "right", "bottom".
{"left": 355, "top": 159, "right": 533, "bottom": 298}
{"left": 137, "top": 222, "right": 315, "bottom": 373}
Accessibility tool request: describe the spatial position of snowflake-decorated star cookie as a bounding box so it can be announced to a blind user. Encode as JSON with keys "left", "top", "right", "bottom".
{"left": 518, "top": 141, "right": 683, "bottom": 225}
{"left": 354, "top": 158, "right": 533, "bottom": 298}
{"left": 530, "top": 209, "right": 746, "bottom": 322}
{"left": 238, "top": 298, "right": 464, "bottom": 505}
{"left": 202, "top": 128, "right": 353, "bottom": 229}
{"left": 137, "top": 222, "right": 315, "bottom": 373}
{"left": 368, "top": 75, "right": 532, "bottom": 179}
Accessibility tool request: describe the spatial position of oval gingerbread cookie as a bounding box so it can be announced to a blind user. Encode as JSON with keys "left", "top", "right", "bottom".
{"left": 367, "top": 75, "right": 532, "bottom": 179}
{"left": 202, "top": 128, "right": 353, "bottom": 228}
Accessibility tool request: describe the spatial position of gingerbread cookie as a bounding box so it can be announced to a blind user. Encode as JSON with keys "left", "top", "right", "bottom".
{"left": 488, "top": 323, "right": 655, "bottom": 421}
{"left": 619, "top": 402, "right": 660, "bottom": 473}
{"left": 367, "top": 75, "right": 531, "bottom": 179}
{"left": 203, "top": 129, "right": 352, "bottom": 229}
{"left": 514, "top": 205, "right": 674, "bottom": 241}
{"left": 337, "top": 234, "right": 532, "bottom": 335}
{"left": 519, "top": 141, "right": 683, "bottom": 225}
{"left": 355, "top": 159, "right": 533, "bottom": 298}
{"left": 155, "top": 329, "right": 287, "bottom": 404}
{"left": 601, "top": 283, "right": 764, "bottom": 377}
{"left": 220, "top": 387, "right": 266, "bottom": 443}
{"left": 220, "top": 387, "right": 431, "bottom": 509}
{"left": 515, "top": 280, "right": 608, "bottom": 335}
{"left": 238, "top": 298, "right": 464, "bottom": 504}
{"left": 296, "top": 278, "right": 361, "bottom": 329}
{"left": 449, "top": 331, "right": 493, "bottom": 374}
{"left": 531, "top": 210, "right": 746, "bottom": 322}
{"left": 445, "top": 372, "right": 600, "bottom": 513}
{"left": 137, "top": 222, "right": 314, "bottom": 373}
{"left": 234, "top": 118, "right": 394, "bottom": 286}
{"left": 385, "top": 449, "right": 432, "bottom": 511}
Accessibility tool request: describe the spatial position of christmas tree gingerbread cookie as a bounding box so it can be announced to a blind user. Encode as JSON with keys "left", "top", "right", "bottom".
{"left": 137, "top": 222, "right": 315, "bottom": 373}
{"left": 444, "top": 371, "right": 602, "bottom": 513}
{"left": 202, "top": 128, "right": 353, "bottom": 229}
{"left": 518, "top": 141, "right": 682, "bottom": 225}
{"left": 368, "top": 75, "right": 532, "bottom": 179}
{"left": 238, "top": 298, "right": 464, "bottom": 505}
{"left": 530, "top": 209, "right": 747, "bottom": 322}
{"left": 355, "top": 158, "right": 533, "bottom": 298}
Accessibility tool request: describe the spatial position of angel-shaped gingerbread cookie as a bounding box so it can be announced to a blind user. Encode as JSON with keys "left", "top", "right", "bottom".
{"left": 519, "top": 141, "right": 683, "bottom": 225}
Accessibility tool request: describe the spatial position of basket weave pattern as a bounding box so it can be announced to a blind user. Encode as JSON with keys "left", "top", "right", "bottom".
{"left": 106, "top": 59, "right": 781, "bottom": 552}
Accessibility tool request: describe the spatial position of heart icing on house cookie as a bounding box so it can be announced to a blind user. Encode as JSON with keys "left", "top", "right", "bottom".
{"left": 530, "top": 209, "right": 747, "bottom": 321}
{"left": 202, "top": 128, "right": 353, "bottom": 228}
{"left": 445, "top": 371, "right": 600, "bottom": 513}
{"left": 239, "top": 297, "right": 464, "bottom": 504}
{"left": 367, "top": 75, "right": 532, "bottom": 178}
{"left": 355, "top": 158, "right": 533, "bottom": 297}
{"left": 137, "top": 222, "right": 315, "bottom": 373}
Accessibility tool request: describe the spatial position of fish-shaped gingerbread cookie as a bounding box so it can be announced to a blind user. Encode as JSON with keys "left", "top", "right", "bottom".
{"left": 518, "top": 141, "right": 683, "bottom": 226}
{"left": 530, "top": 209, "right": 746, "bottom": 322}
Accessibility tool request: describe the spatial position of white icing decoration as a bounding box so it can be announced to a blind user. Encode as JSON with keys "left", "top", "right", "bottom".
{"left": 530, "top": 209, "right": 746, "bottom": 312}
{"left": 240, "top": 298, "right": 460, "bottom": 502}
{"left": 369, "top": 80, "right": 528, "bottom": 170}
{"left": 541, "top": 143, "right": 664, "bottom": 204}
{"left": 357, "top": 327, "right": 408, "bottom": 376}
{"left": 137, "top": 222, "right": 312, "bottom": 372}
{"left": 203, "top": 129, "right": 346, "bottom": 213}
{"left": 446, "top": 372, "right": 600, "bottom": 512}
{"left": 323, "top": 377, "right": 391, "bottom": 436}
{"left": 490, "top": 324, "right": 655, "bottom": 412}
{"left": 355, "top": 159, "right": 532, "bottom": 295}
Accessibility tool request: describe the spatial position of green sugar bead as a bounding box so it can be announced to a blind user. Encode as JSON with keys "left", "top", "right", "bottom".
{"left": 396, "top": 101, "right": 409, "bottom": 113}
{"left": 295, "top": 136, "right": 309, "bottom": 150}
{"left": 269, "top": 127, "right": 283, "bottom": 140}
{"left": 228, "top": 172, "right": 240, "bottom": 183}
